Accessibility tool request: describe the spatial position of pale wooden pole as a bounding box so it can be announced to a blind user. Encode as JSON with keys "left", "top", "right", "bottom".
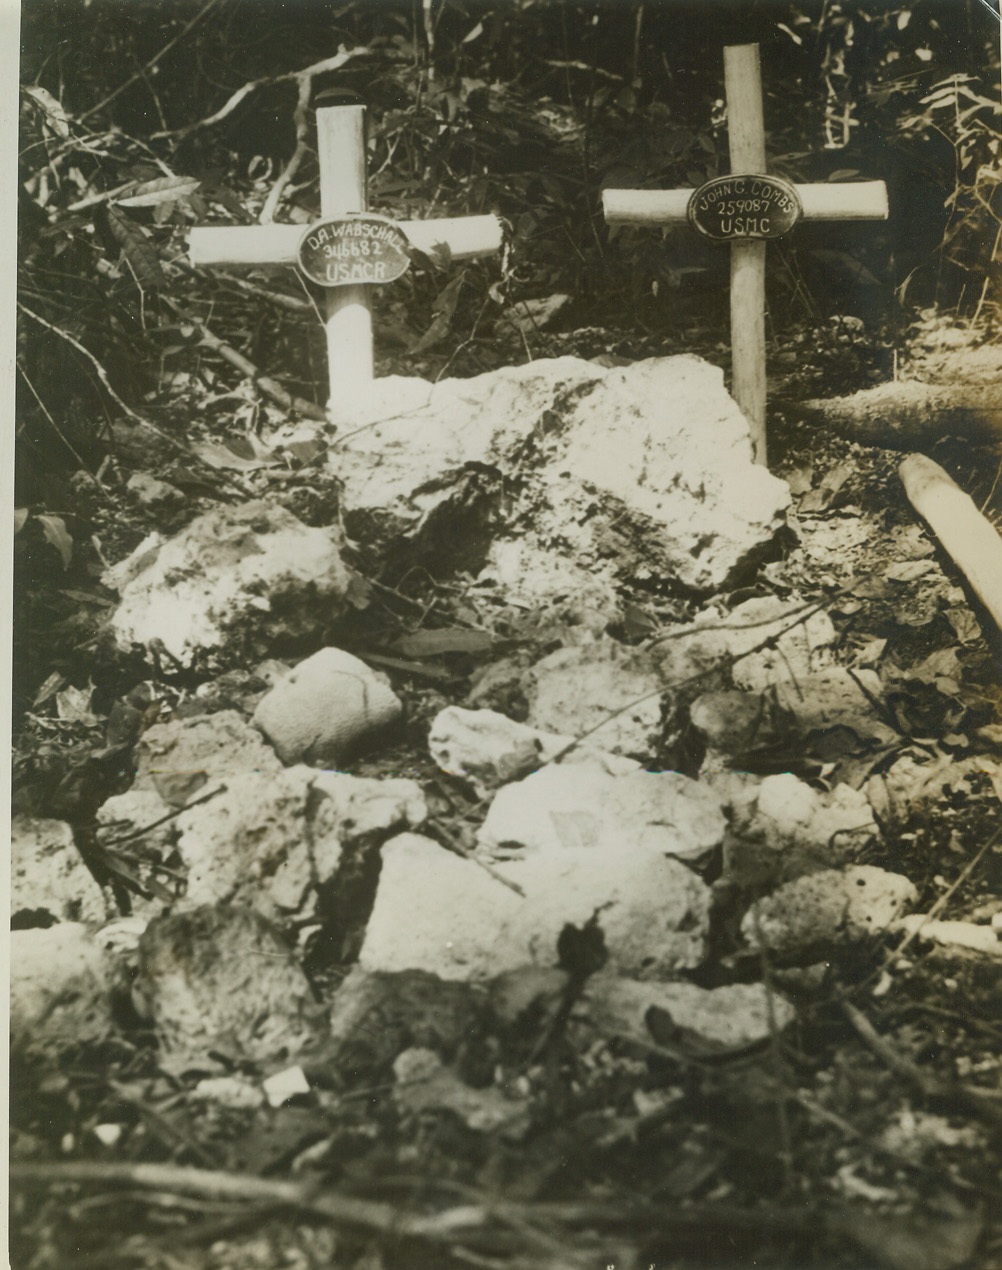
{"left": 316, "top": 105, "right": 372, "bottom": 412}
{"left": 900, "top": 454, "right": 1002, "bottom": 636}
{"left": 724, "top": 44, "right": 768, "bottom": 465}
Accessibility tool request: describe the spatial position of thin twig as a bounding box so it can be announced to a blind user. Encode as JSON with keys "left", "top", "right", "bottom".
{"left": 207, "top": 272, "right": 311, "bottom": 313}
{"left": 152, "top": 49, "right": 368, "bottom": 143}
{"left": 99, "top": 783, "right": 227, "bottom": 849}
{"left": 17, "top": 302, "right": 254, "bottom": 498}
{"left": 259, "top": 70, "right": 311, "bottom": 225}
{"left": 16, "top": 361, "right": 109, "bottom": 494}
{"left": 81, "top": 0, "right": 223, "bottom": 123}
{"left": 10, "top": 1162, "right": 558, "bottom": 1255}
{"left": 433, "top": 822, "right": 526, "bottom": 897}
{"left": 163, "top": 297, "right": 327, "bottom": 420}
{"left": 843, "top": 1000, "right": 1002, "bottom": 1134}
{"left": 892, "top": 823, "right": 1001, "bottom": 963}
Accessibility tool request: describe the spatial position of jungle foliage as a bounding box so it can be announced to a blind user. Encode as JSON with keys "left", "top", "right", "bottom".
{"left": 16, "top": 0, "right": 1002, "bottom": 493}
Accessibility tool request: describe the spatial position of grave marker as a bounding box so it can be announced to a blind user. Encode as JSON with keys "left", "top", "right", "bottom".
{"left": 602, "top": 43, "right": 888, "bottom": 466}
{"left": 189, "top": 105, "right": 502, "bottom": 418}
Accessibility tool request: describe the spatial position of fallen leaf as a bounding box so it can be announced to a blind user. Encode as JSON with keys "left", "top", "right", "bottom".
{"left": 944, "top": 606, "right": 981, "bottom": 643}
{"left": 116, "top": 175, "right": 201, "bottom": 208}
{"left": 153, "top": 769, "right": 208, "bottom": 809}
{"left": 884, "top": 559, "right": 935, "bottom": 583}
{"left": 36, "top": 513, "right": 73, "bottom": 568}
{"left": 190, "top": 440, "right": 277, "bottom": 472}
{"left": 32, "top": 671, "right": 66, "bottom": 708}
{"left": 56, "top": 684, "right": 101, "bottom": 725}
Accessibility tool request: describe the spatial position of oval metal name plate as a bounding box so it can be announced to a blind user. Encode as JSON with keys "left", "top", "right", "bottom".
{"left": 298, "top": 214, "right": 412, "bottom": 287}
{"left": 687, "top": 175, "right": 802, "bottom": 242}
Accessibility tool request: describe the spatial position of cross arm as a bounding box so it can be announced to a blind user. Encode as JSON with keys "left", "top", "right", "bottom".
{"left": 602, "top": 180, "right": 887, "bottom": 226}
{"left": 189, "top": 214, "right": 503, "bottom": 268}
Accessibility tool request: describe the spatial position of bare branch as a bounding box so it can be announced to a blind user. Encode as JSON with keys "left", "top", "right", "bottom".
{"left": 17, "top": 301, "right": 253, "bottom": 498}
{"left": 163, "top": 296, "right": 326, "bottom": 420}
{"left": 152, "top": 48, "right": 368, "bottom": 144}
{"left": 80, "top": 0, "right": 224, "bottom": 124}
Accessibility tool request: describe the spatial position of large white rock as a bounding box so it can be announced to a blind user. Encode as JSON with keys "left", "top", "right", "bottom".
{"left": 478, "top": 762, "right": 726, "bottom": 862}
{"left": 11, "top": 924, "right": 116, "bottom": 1056}
{"left": 577, "top": 974, "right": 795, "bottom": 1051}
{"left": 428, "top": 705, "right": 640, "bottom": 797}
{"left": 253, "top": 647, "right": 402, "bottom": 766}
{"left": 107, "top": 501, "right": 351, "bottom": 666}
{"left": 742, "top": 865, "right": 917, "bottom": 954}
{"left": 658, "top": 596, "right": 835, "bottom": 692}
{"left": 359, "top": 833, "right": 711, "bottom": 981}
{"left": 175, "top": 766, "right": 426, "bottom": 919}
{"left": 523, "top": 640, "right": 665, "bottom": 757}
{"left": 11, "top": 816, "right": 108, "bottom": 926}
{"left": 333, "top": 356, "right": 789, "bottom": 601}
{"left": 136, "top": 905, "right": 327, "bottom": 1071}
{"left": 133, "top": 710, "right": 282, "bottom": 805}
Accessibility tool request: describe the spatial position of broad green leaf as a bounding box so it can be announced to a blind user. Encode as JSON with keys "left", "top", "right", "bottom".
{"left": 104, "top": 206, "right": 165, "bottom": 290}
{"left": 23, "top": 84, "right": 70, "bottom": 137}
{"left": 117, "top": 175, "right": 202, "bottom": 208}
{"left": 190, "top": 440, "right": 277, "bottom": 472}
{"left": 36, "top": 513, "right": 73, "bottom": 568}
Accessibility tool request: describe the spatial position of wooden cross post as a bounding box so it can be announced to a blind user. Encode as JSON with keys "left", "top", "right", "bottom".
{"left": 602, "top": 44, "right": 888, "bottom": 466}
{"left": 189, "top": 105, "right": 502, "bottom": 419}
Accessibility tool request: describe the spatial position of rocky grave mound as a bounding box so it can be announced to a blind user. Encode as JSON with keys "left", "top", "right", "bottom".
{"left": 12, "top": 350, "right": 1002, "bottom": 1270}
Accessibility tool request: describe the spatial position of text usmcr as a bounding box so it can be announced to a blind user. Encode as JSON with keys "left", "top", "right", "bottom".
{"left": 302, "top": 218, "right": 409, "bottom": 284}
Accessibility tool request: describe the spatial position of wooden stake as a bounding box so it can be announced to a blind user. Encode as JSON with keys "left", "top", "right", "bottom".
{"left": 899, "top": 453, "right": 1002, "bottom": 636}
{"left": 725, "top": 45, "right": 768, "bottom": 464}
{"left": 316, "top": 106, "right": 371, "bottom": 412}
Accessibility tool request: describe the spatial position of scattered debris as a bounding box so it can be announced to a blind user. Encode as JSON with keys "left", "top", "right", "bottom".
{"left": 393, "top": 1047, "right": 532, "bottom": 1137}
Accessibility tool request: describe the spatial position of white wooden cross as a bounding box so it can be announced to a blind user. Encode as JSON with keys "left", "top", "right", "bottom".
{"left": 189, "top": 105, "right": 502, "bottom": 418}
{"left": 602, "top": 43, "right": 888, "bottom": 466}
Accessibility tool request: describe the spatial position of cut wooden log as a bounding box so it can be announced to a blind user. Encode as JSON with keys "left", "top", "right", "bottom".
{"left": 782, "top": 381, "right": 1002, "bottom": 447}
{"left": 899, "top": 452, "right": 1002, "bottom": 635}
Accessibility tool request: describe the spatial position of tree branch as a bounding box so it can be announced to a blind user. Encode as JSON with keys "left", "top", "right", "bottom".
{"left": 163, "top": 297, "right": 327, "bottom": 420}
{"left": 152, "top": 48, "right": 369, "bottom": 145}
{"left": 80, "top": 0, "right": 224, "bottom": 124}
